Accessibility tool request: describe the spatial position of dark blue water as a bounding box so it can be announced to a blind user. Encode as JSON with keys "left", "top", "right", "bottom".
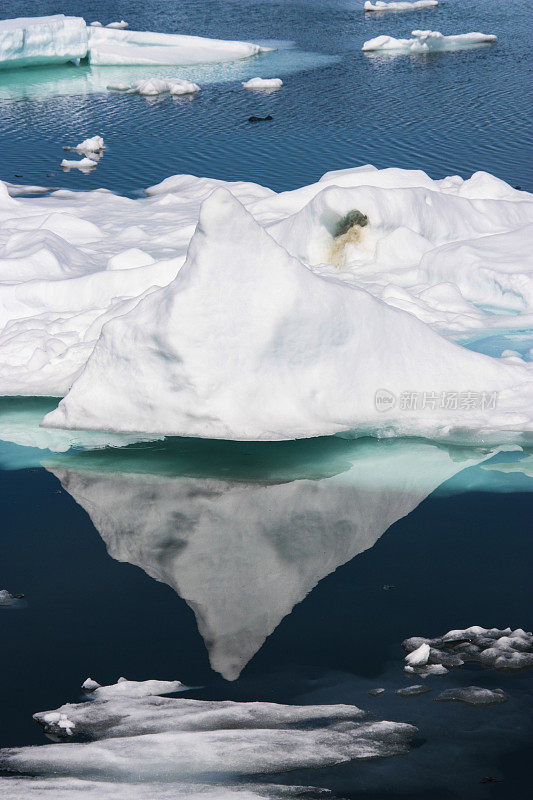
{"left": 1, "top": 0, "right": 532, "bottom": 195}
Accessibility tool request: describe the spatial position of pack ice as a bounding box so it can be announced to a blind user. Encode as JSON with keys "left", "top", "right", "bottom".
{"left": 0, "top": 685, "right": 417, "bottom": 798}
{"left": 363, "top": 30, "right": 497, "bottom": 53}
{"left": 1, "top": 165, "right": 532, "bottom": 441}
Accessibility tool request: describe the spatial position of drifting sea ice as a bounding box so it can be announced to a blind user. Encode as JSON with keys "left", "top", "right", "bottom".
{"left": 81, "top": 677, "right": 185, "bottom": 699}
{"left": 106, "top": 21, "right": 129, "bottom": 30}
{"left": 123, "top": 78, "right": 201, "bottom": 96}
{"left": 435, "top": 687, "right": 509, "bottom": 706}
{"left": 60, "top": 157, "right": 98, "bottom": 171}
{"left": 75, "top": 136, "right": 105, "bottom": 155}
{"left": 403, "top": 627, "right": 533, "bottom": 671}
{"left": 362, "top": 30, "right": 497, "bottom": 53}
{"left": 242, "top": 77, "right": 283, "bottom": 89}
{"left": 0, "top": 688, "right": 417, "bottom": 796}
{"left": 364, "top": 1, "right": 438, "bottom": 12}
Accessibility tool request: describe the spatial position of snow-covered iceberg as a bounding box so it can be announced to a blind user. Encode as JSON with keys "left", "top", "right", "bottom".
{"left": 41, "top": 187, "right": 532, "bottom": 440}
{"left": 364, "top": 1, "right": 438, "bottom": 12}
{"left": 46, "top": 439, "right": 502, "bottom": 679}
{"left": 363, "top": 30, "right": 497, "bottom": 54}
{"left": 1, "top": 166, "right": 532, "bottom": 441}
{"left": 0, "top": 15, "right": 87, "bottom": 69}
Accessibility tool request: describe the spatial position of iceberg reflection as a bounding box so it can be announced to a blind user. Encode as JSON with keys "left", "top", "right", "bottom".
{"left": 47, "top": 436, "right": 500, "bottom": 680}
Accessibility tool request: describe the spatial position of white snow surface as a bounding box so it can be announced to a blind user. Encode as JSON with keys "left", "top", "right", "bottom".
{"left": 0, "top": 15, "right": 88, "bottom": 69}
{"left": 363, "top": 30, "right": 497, "bottom": 53}
{"left": 1, "top": 165, "right": 532, "bottom": 441}
{"left": 242, "top": 77, "right": 283, "bottom": 89}
{"left": 364, "top": 1, "right": 438, "bottom": 12}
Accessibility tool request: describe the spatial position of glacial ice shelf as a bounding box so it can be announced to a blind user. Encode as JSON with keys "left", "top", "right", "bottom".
{"left": 363, "top": 30, "right": 497, "bottom": 54}
{"left": 0, "top": 15, "right": 271, "bottom": 70}
{"left": 1, "top": 165, "right": 532, "bottom": 442}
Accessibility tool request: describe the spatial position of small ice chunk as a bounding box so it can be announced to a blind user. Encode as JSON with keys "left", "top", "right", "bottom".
{"left": 0, "top": 589, "right": 20, "bottom": 607}
{"left": 396, "top": 685, "right": 431, "bottom": 697}
{"left": 405, "top": 642, "right": 430, "bottom": 666}
{"left": 106, "top": 21, "right": 129, "bottom": 30}
{"left": 88, "top": 677, "right": 184, "bottom": 699}
{"left": 368, "top": 688, "right": 386, "bottom": 696}
{"left": 60, "top": 157, "right": 98, "bottom": 171}
{"left": 364, "top": 1, "right": 438, "bottom": 12}
{"left": 435, "top": 687, "right": 509, "bottom": 706}
{"left": 403, "top": 627, "right": 533, "bottom": 672}
{"left": 169, "top": 79, "right": 201, "bottom": 96}
{"left": 42, "top": 711, "right": 75, "bottom": 736}
{"left": 89, "top": 22, "right": 103, "bottom": 27}
{"left": 81, "top": 678, "right": 100, "bottom": 692}
{"left": 242, "top": 77, "right": 283, "bottom": 90}
{"left": 405, "top": 663, "right": 448, "bottom": 677}
{"left": 75, "top": 136, "right": 105, "bottom": 154}
{"left": 107, "top": 82, "right": 130, "bottom": 91}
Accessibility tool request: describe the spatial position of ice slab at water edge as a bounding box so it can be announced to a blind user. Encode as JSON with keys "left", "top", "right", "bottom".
{"left": 363, "top": 30, "right": 497, "bottom": 54}
{"left": 364, "top": 1, "right": 438, "bottom": 12}
{"left": 0, "top": 16, "right": 87, "bottom": 70}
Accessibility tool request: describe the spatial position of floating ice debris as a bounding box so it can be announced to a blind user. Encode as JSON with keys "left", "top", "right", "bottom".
{"left": 75, "top": 136, "right": 105, "bottom": 155}
{"left": 40, "top": 712, "right": 76, "bottom": 737}
{"left": 11, "top": 690, "right": 417, "bottom": 795}
{"left": 362, "top": 30, "right": 497, "bottom": 54}
{"left": 396, "top": 685, "right": 431, "bottom": 697}
{"left": 0, "top": 589, "right": 24, "bottom": 607}
{"left": 106, "top": 21, "right": 129, "bottom": 30}
{"left": 405, "top": 663, "right": 448, "bottom": 677}
{"left": 369, "top": 688, "right": 386, "bottom": 696}
{"left": 89, "top": 22, "right": 102, "bottom": 28}
{"left": 60, "top": 157, "right": 98, "bottom": 171}
{"left": 242, "top": 77, "right": 283, "bottom": 89}
{"left": 41, "top": 186, "right": 533, "bottom": 441}
{"left": 364, "top": 1, "right": 438, "bottom": 12}
{"left": 0, "top": 15, "right": 88, "bottom": 69}
{"left": 435, "top": 687, "right": 509, "bottom": 706}
{"left": 123, "top": 78, "right": 201, "bottom": 96}
{"left": 405, "top": 642, "right": 430, "bottom": 667}
{"left": 403, "top": 627, "right": 533, "bottom": 671}
{"left": 83, "top": 677, "right": 185, "bottom": 700}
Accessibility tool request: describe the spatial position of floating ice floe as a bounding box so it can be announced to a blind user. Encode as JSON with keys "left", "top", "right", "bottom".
{"left": 435, "top": 687, "right": 509, "bottom": 706}
{"left": 75, "top": 136, "right": 105, "bottom": 155}
{"left": 80, "top": 676, "right": 185, "bottom": 699}
{"left": 89, "top": 22, "right": 102, "bottom": 28}
{"left": 403, "top": 626, "right": 533, "bottom": 671}
{"left": 242, "top": 77, "right": 283, "bottom": 89}
{"left": 122, "top": 78, "right": 201, "bottom": 96}
{"left": 86, "top": 25, "right": 272, "bottom": 67}
{"left": 1, "top": 165, "right": 532, "bottom": 441}
{"left": 0, "top": 686, "right": 416, "bottom": 797}
{"left": 364, "top": 1, "right": 438, "bottom": 12}
{"left": 106, "top": 21, "right": 129, "bottom": 30}
{"left": 396, "top": 685, "right": 430, "bottom": 697}
{"left": 0, "top": 589, "right": 24, "bottom": 608}
{"left": 60, "top": 157, "right": 98, "bottom": 171}
{"left": 0, "top": 15, "right": 88, "bottom": 69}
{"left": 362, "top": 30, "right": 497, "bottom": 53}
{"left": 41, "top": 187, "right": 533, "bottom": 440}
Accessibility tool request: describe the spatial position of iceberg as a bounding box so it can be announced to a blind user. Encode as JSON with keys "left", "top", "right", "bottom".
{"left": 86, "top": 26, "right": 272, "bottom": 66}
{"left": 0, "top": 15, "right": 87, "bottom": 69}
{"left": 42, "top": 188, "right": 533, "bottom": 440}
{"left": 363, "top": 30, "right": 497, "bottom": 53}
{"left": 364, "top": 1, "right": 438, "bottom": 12}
